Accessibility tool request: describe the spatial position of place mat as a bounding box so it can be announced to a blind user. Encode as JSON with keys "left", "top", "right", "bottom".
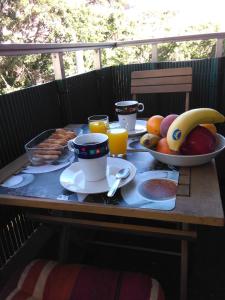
{"left": 121, "top": 170, "right": 179, "bottom": 210}
{"left": 0, "top": 156, "right": 187, "bottom": 210}
{"left": 0, "top": 165, "right": 87, "bottom": 203}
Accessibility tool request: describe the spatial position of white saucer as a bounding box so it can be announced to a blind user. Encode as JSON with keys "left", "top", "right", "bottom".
{"left": 60, "top": 157, "right": 136, "bottom": 194}
{"left": 110, "top": 120, "right": 147, "bottom": 137}
{"left": 1, "top": 174, "right": 34, "bottom": 188}
{"left": 128, "top": 120, "right": 147, "bottom": 137}
{"left": 1, "top": 175, "right": 23, "bottom": 187}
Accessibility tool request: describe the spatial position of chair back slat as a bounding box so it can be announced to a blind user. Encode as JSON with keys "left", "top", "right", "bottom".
{"left": 131, "top": 67, "right": 192, "bottom": 111}
{"left": 131, "top": 67, "right": 192, "bottom": 78}
{"left": 131, "top": 75, "right": 192, "bottom": 87}
{"left": 131, "top": 84, "right": 192, "bottom": 94}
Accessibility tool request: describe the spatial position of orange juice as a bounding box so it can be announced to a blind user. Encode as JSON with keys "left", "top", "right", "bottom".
{"left": 89, "top": 121, "right": 108, "bottom": 134}
{"left": 107, "top": 128, "right": 128, "bottom": 156}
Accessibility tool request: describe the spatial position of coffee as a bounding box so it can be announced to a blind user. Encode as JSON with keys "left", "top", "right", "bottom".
{"left": 83, "top": 142, "right": 98, "bottom": 146}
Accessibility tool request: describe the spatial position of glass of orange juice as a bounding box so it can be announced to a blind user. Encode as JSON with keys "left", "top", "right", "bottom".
{"left": 107, "top": 126, "right": 128, "bottom": 157}
{"left": 88, "top": 115, "right": 109, "bottom": 134}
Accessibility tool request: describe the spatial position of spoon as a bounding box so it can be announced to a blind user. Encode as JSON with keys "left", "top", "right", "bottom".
{"left": 107, "top": 168, "right": 130, "bottom": 197}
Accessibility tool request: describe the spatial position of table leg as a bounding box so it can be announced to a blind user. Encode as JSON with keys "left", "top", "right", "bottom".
{"left": 58, "top": 225, "right": 70, "bottom": 263}
{"left": 180, "top": 224, "right": 189, "bottom": 300}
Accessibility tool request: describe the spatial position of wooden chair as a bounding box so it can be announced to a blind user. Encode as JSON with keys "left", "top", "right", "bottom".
{"left": 131, "top": 67, "right": 192, "bottom": 111}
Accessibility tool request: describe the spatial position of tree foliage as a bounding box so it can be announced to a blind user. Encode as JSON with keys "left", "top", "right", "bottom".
{"left": 0, "top": 0, "right": 221, "bottom": 94}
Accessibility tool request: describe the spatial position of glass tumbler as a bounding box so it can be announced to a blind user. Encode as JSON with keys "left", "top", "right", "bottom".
{"left": 88, "top": 115, "right": 109, "bottom": 134}
{"left": 107, "top": 126, "right": 128, "bottom": 157}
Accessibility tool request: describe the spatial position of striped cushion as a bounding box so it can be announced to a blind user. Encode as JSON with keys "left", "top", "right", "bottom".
{"left": 3, "top": 260, "right": 165, "bottom": 300}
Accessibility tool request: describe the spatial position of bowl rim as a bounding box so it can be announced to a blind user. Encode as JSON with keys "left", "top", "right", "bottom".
{"left": 145, "top": 133, "right": 225, "bottom": 158}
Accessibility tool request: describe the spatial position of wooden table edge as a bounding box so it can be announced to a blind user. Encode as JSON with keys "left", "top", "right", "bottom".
{"left": 0, "top": 194, "right": 223, "bottom": 227}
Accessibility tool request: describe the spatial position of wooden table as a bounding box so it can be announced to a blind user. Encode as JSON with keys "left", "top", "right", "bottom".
{"left": 0, "top": 126, "right": 224, "bottom": 300}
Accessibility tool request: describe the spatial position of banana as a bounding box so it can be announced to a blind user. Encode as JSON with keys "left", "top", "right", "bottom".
{"left": 140, "top": 133, "right": 161, "bottom": 149}
{"left": 167, "top": 108, "right": 225, "bottom": 151}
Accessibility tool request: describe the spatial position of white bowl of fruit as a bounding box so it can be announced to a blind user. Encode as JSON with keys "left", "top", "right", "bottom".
{"left": 140, "top": 108, "right": 225, "bottom": 167}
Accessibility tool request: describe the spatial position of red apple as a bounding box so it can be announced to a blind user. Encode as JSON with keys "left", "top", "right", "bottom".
{"left": 180, "top": 126, "right": 216, "bottom": 155}
{"left": 160, "top": 114, "right": 178, "bottom": 137}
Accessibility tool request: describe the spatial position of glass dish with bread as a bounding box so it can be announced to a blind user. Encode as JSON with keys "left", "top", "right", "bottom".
{"left": 25, "top": 128, "right": 76, "bottom": 165}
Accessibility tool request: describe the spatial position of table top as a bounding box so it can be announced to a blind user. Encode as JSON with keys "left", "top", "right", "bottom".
{"left": 0, "top": 124, "right": 224, "bottom": 227}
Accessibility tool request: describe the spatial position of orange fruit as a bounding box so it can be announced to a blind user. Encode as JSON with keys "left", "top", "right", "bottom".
{"left": 200, "top": 123, "right": 217, "bottom": 135}
{"left": 156, "top": 137, "right": 177, "bottom": 155}
{"left": 147, "top": 115, "right": 164, "bottom": 136}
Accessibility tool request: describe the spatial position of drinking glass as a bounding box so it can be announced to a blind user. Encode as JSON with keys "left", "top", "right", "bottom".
{"left": 88, "top": 115, "right": 109, "bottom": 134}
{"left": 107, "top": 126, "right": 128, "bottom": 157}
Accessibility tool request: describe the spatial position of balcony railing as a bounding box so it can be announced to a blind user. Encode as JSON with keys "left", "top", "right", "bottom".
{"left": 0, "top": 32, "right": 225, "bottom": 80}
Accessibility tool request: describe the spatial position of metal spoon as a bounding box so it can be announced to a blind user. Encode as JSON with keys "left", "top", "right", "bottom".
{"left": 107, "top": 168, "right": 130, "bottom": 197}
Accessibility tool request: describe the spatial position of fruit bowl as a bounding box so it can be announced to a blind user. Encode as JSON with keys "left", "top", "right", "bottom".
{"left": 145, "top": 134, "right": 225, "bottom": 167}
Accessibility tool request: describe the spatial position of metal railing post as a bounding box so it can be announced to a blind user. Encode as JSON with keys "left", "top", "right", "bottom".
{"left": 94, "top": 49, "right": 102, "bottom": 69}
{"left": 76, "top": 50, "right": 85, "bottom": 74}
{"left": 51, "top": 53, "right": 65, "bottom": 80}
{"left": 215, "top": 38, "right": 224, "bottom": 57}
{"left": 152, "top": 43, "right": 158, "bottom": 62}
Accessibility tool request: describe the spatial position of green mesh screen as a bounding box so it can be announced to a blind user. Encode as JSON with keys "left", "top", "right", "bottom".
{"left": 0, "top": 81, "right": 62, "bottom": 168}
